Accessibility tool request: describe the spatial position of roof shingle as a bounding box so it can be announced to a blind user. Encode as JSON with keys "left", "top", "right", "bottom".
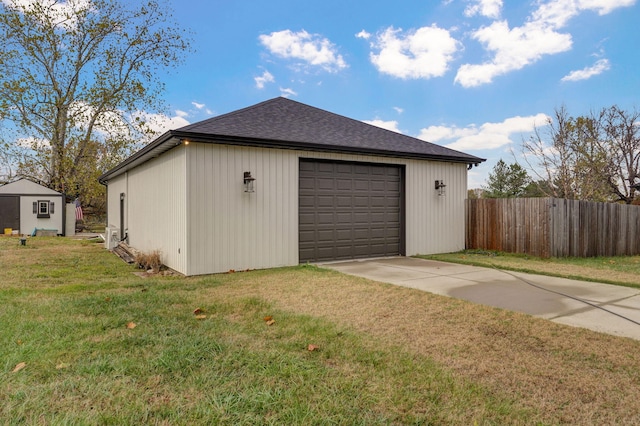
{"left": 100, "top": 97, "right": 484, "bottom": 183}
{"left": 177, "top": 97, "right": 484, "bottom": 163}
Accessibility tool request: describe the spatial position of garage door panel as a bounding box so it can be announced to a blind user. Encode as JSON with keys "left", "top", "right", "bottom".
{"left": 299, "top": 160, "right": 403, "bottom": 263}
{"left": 299, "top": 212, "right": 317, "bottom": 225}
{"left": 317, "top": 212, "right": 336, "bottom": 224}
{"left": 336, "top": 179, "right": 352, "bottom": 190}
{"left": 354, "top": 180, "right": 369, "bottom": 191}
{"left": 336, "top": 196, "right": 352, "bottom": 207}
{"left": 317, "top": 162, "right": 335, "bottom": 172}
{"left": 316, "top": 195, "right": 335, "bottom": 207}
{"left": 370, "top": 180, "right": 387, "bottom": 191}
{"left": 317, "top": 229, "right": 335, "bottom": 242}
{"left": 299, "top": 195, "right": 316, "bottom": 207}
{"left": 386, "top": 181, "right": 401, "bottom": 191}
{"left": 353, "top": 196, "right": 369, "bottom": 207}
{"left": 370, "top": 196, "right": 388, "bottom": 207}
{"left": 353, "top": 164, "right": 370, "bottom": 174}
{"left": 353, "top": 212, "right": 370, "bottom": 224}
{"left": 386, "top": 196, "right": 400, "bottom": 208}
{"left": 335, "top": 229, "right": 352, "bottom": 241}
{"left": 317, "top": 178, "right": 336, "bottom": 190}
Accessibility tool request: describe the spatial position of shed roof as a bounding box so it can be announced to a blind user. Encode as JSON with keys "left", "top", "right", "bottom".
{"left": 100, "top": 97, "right": 485, "bottom": 183}
{"left": 0, "top": 178, "right": 62, "bottom": 195}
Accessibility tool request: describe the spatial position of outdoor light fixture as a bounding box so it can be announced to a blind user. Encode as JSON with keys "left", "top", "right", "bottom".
{"left": 243, "top": 171, "right": 256, "bottom": 193}
{"left": 435, "top": 179, "right": 446, "bottom": 196}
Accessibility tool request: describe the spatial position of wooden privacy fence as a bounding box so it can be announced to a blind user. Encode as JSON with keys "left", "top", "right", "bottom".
{"left": 466, "top": 198, "right": 640, "bottom": 258}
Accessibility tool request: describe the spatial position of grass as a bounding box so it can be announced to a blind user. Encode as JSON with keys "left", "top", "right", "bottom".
{"left": 2, "top": 237, "right": 640, "bottom": 424}
{"left": 420, "top": 249, "right": 640, "bottom": 288}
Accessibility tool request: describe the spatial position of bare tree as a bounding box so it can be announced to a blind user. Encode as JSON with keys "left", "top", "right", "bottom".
{"left": 521, "top": 106, "right": 613, "bottom": 202}
{"left": 0, "top": 0, "right": 191, "bottom": 203}
{"left": 600, "top": 106, "right": 640, "bottom": 204}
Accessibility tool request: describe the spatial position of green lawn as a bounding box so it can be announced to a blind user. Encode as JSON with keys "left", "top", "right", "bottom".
{"left": 2, "top": 237, "right": 640, "bottom": 424}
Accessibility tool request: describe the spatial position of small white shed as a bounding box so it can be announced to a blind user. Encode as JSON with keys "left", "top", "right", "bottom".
{"left": 0, "top": 178, "right": 68, "bottom": 236}
{"left": 99, "top": 98, "right": 485, "bottom": 275}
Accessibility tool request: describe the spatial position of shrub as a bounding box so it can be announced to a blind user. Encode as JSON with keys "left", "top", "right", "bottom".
{"left": 134, "top": 250, "right": 162, "bottom": 273}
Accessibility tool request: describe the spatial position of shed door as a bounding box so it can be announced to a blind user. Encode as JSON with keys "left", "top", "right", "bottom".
{"left": 0, "top": 196, "right": 20, "bottom": 231}
{"left": 299, "top": 159, "right": 404, "bottom": 263}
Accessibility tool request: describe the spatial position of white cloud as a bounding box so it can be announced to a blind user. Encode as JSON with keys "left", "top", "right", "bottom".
{"left": 561, "top": 58, "right": 610, "bottom": 81}
{"left": 259, "top": 30, "right": 347, "bottom": 72}
{"left": 455, "top": 0, "right": 634, "bottom": 88}
{"left": 393, "top": 106, "right": 404, "bottom": 114}
{"left": 5, "top": 0, "right": 93, "bottom": 29}
{"left": 455, "top": 20, "right": 572, "bottom": 87}
{"left": 136, "top": 111, "right": 190, "bottom": 134}
{"left": 355, "top": 30, "right": 371, "bottom": 39}
{"left": 254, "top": 70, "right": 275, "bottom": 89}
{"left": 464, "top": 0, "right": 503, "bottom": 18}
{"left": 369, "top": 25, "right": 461, "bottom": 79}
{"left": 578, "top": 0, "right": 636, "bottom": 15}
{"left": 191, "top": 102, "right": 205, "bottom": 109}
{"left": 279, "top": 87, "right": 297, "bottom": 98}
{"left": 363, "top": 119, "right": 402, "bottom": 133}
{"left": 175, "top": 110, "right": 188, "bottom": 118}
{"left": 419, "top": 113, "right": 549, "bottom": 151}
{"left": 418, "top": 125, "right": 478, "bottom": 142}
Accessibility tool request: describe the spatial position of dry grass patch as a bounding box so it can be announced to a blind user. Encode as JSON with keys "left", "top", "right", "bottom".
{"left": 204, "top": 267, "right": 640, "bottom": 424}
{"left": 134, "top": 249, "right": 163, "bottom": 273}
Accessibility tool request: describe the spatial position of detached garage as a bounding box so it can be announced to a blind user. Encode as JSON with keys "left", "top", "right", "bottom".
{"left": 99, "top": 97, "right": 484, "bottom": 276}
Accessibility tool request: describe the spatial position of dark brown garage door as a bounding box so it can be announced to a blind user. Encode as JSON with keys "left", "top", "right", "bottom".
{"left": 299, "top": 159, "right": 404, "bottom": 263}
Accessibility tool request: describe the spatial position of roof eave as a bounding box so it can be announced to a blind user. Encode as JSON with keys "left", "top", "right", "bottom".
{"left": 99, "top": 131, "right": 486, "bottom": 184}
{"left": 173, "top": 131, "right": 486, "bottom": 164}
{"left": 98, "top": 131, "right": 179, "bottom": 184}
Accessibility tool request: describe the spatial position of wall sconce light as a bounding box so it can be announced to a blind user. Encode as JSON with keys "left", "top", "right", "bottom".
{"left": 243, "top": 171, "right": 256, "bottom": 193}
{"left": 435, "top": 179, "right": 446, "bottom": 196}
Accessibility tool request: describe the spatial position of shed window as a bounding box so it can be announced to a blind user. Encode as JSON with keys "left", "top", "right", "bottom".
{"left": 36, "top": 200, "right": 51, "bottom": 218}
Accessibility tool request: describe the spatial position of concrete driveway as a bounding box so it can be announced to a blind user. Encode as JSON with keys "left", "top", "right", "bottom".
{"left": 321, "top": 257, "right": 640, "bottom": 341}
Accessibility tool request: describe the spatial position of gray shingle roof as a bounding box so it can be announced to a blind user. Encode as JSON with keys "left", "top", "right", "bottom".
{"left": 100, "top": 97, "right": 484, "bottom": 183}
{"left": 177, "top": 97, "right": 484, "bottom": 163}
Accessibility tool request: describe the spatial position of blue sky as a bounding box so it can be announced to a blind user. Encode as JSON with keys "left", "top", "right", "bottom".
{"left": 155, "top": 0, "right": 639, "bottom": 188}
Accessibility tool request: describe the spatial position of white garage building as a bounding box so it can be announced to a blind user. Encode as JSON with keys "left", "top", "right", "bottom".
{"left": 99, "top": 97, "right": 484, "bottom": 276}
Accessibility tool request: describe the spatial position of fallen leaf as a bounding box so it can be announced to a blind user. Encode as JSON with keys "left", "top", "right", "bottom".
{"left": 263, "top": 316, "right": 273, "bottom": 322}
{"left": 195, "top": 314, "right": 207, "bottom": 320}
{"left": 266, "top": 319, "right": 275, "bottom": 326}
{"left": 104, "top": 297, "right": 111, "bottom": 302}
{"left": 12, "top": 362, "right": 26, "bottom": 373}
{"left": 126, "top": 322, "right": 137, "bottom": 329}
{"left": 56, "top": 363, "right": 70, "bottom": 370}
{"left": 307, "top": 344, "right": 319, "bottom": 352}
{"left": 227, "top": 269, "right": 235, "bottom": 274}
{"left": 193, "top": 308, "right": 204, "bottom": 315}
{"left": 16, "top": 339, "right": 23, "bottom": 345}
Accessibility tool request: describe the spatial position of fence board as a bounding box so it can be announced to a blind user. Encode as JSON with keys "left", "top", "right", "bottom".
{"left": 466, "top": 198, "right": 640, "bottom": 257}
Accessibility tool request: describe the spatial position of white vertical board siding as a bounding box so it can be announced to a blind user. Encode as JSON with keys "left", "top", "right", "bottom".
{"left": 404, "top": 160, "right": 467, "bottom": 255}
{"left": 126, "top": 145, "right": 188, "bottom": 274}
{"left": 106, "top": 174, "right": 127, "bottom": 229}
{"left": 185, "top": 143, "right": 467, "bottom": 275}
{"left": 185, "top": 143, "right": 298, "bottom": 275}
